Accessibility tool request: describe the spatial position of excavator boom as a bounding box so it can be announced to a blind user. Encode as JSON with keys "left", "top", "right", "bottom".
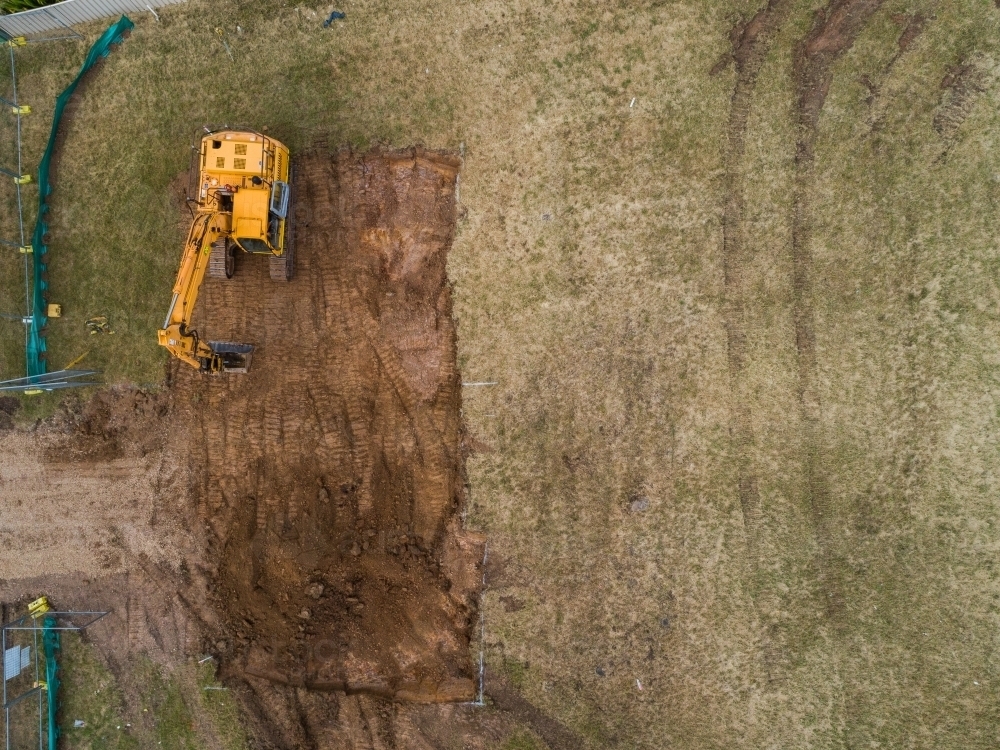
{"left": 157, "top": 211, "right": 253, "bottom": 373}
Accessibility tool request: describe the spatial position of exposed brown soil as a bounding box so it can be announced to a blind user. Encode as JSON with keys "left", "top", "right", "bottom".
{"left": 0, "top": 388, "right": 184, "bottom": 581}
{"left": 176, "top": 145, "right": 486, "bottom": 707}
{"left": 793, "top": 0, "right": 886, "bottom": 133}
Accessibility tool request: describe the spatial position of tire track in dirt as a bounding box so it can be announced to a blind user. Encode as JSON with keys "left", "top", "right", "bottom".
{"left": 716, "top": 0, "right": 795, "bottom": 684}
{"left": 484, "top": 666, "right": 585, "bottom": 750}
{"left": 790, "top": 0, "right": 885, "bottom": 622}
{"left": 933, "top": 56, "right": 995, "bottom": 152}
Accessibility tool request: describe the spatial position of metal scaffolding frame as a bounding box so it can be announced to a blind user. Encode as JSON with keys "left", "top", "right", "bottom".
{"left": 0, "top": 369, "right": 101, "bottom": 393}
{"left": 0, "top": 28, "right": 104, "bottom": 392}
{"left": 2, "top": 604, "right": 109, "bottom": 750}
{"left": 0, "top": 36, "right": 32, "bottom": 367}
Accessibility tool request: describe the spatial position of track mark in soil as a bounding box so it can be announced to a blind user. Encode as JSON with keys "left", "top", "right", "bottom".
{"left": 484, "top": 666, "right": 586, "bottom": 750}
{"left": 718, "top": 0, "right": 795, "bottom": 684}
{"left": 859, "top": 12, "right": 935, "bottom": 140}
{"left": 894, "top": 13, "right": 928, "bottom": 54}
{"left": 933, "top": 57, "right": 993, "bottom": 143}
{"left": 861, "top": 13, "right": 930, "bottom": 108}
{"left": 791, "top": 0, "right": 885, "bottom": 622}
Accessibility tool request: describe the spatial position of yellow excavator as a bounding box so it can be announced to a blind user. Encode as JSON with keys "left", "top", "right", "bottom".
{"left": 158, "top": 128, "right": 293, "bottom": 373}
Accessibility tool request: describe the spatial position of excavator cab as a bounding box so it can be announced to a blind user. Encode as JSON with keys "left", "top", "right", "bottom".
{"left": 267, "top": 180, "right": 290, "bottom": 249}
{"left": 232, "top": 179, "right": 290, "bottom": 256}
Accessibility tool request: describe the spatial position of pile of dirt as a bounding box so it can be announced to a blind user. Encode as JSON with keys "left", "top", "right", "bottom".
{"left": 171, "top": 146, "right": 486, "bottom": 711}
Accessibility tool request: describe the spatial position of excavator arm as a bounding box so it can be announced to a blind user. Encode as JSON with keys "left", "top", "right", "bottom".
{"left": 157, "top": 211, "right": 253, "bottom": 373}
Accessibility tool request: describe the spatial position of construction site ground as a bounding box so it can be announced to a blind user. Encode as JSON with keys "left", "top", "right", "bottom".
{"left": 2, "top": 0, "right": 1000, "bottom": 748}
{"left": 0, "top": 147, "right": 504, "bottom": 748}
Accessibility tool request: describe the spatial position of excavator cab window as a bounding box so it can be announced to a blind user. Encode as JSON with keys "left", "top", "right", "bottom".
{"left": 268, "top": 215, "right": 286, "bottom": 250}
{"left": 270, "top": 181, "right": 289, "bottom": 219}
{"left": 236, "top": 237, "right": 270, "bottom": 253}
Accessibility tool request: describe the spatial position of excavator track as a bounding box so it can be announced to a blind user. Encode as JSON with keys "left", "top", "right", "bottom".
{"left": 269, "top": 169, "right": 295, "bottom": 282}
{"left": 268, "top": 247, "right": 292, "bottom": 281}
{"left": 208, "top": 239, "right": 234, "bottom": 279}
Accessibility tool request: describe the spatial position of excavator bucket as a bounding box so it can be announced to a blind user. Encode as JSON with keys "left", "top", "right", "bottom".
{"left": 210, "top": 341, "right": 254, "bottom": 373}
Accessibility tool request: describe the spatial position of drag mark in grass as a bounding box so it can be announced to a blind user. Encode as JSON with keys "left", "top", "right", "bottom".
{"left": 57, "top": 633, "right": 138, "bottom": 750}
{"left": 790, "top": 0, "right": 886, "bottom": 623}
{"left": 134, "top": 658, "right": 199, "bottom": 750}
{"left": 485, "top": 666, "right": 586, "bottom": 750}
{"left": 196, "top": 661, "right": 248, "bottom": 750}
{"left": 716, "top": 0, "right": 795, "bottom": 684}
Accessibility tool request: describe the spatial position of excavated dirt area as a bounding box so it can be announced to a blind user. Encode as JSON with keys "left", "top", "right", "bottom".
{"left": 0, "top": 146, "right": 494, "bottom": 747}
{"left": 179, "top": 145, "right": 486, "bottom": 705}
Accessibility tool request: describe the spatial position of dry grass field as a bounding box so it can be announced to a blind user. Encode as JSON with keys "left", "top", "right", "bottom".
{"left": 0, "top": 0, "right": 999, "bottom": 747}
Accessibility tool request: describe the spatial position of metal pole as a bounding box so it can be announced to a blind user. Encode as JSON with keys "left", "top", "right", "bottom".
{"left": 3, "top": 622, "right": 9, "bottom": 750}
{"left": 2, "top": 685, "right": 42, "bottom": 711}
{"left": 0, "top": 165, "right": 25, "bottom": 180}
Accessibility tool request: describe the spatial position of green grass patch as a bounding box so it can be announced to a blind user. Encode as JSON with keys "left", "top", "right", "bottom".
{"left": 499, "top": 730, "right": 545, "bottom": 750}
{"left": 58, "top": 636, "right": 246, "bottom": 750}
{"left": 133, "top": 658, "right": 198, "bottom": 750}
{"left": 195, "top": 660, "right": 248, "bottom": 750}
{"left": 58, "top": 633, "right": 138, "bottom": 750}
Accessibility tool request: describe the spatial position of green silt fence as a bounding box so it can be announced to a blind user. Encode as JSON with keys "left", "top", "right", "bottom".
{"left": 26, "top": 15, "right": 133, "bottom": 377}
{"left": 42, "top": 617, "right": 60, "bottom": 750}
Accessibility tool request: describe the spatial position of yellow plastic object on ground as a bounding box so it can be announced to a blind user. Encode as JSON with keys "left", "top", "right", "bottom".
{"left": 157, "top": 128, "right": 292, "bottom": 374}
{"left": 28, "top": 596, "right": 51, "bottom": 618}
{"left": 62, "top": 351, "right": 89, "bottom": 370}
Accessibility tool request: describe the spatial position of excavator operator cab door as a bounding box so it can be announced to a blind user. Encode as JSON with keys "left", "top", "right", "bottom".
{"left": 270, "top": 181, "right": 290, "bottom": 219}
{"left": 267, "top": 180, "right": 290, "bottom": 253}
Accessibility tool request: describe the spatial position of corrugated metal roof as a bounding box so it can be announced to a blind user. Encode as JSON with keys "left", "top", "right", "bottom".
{"left": 0, "top": 0, "right": 184, "bottom": 37}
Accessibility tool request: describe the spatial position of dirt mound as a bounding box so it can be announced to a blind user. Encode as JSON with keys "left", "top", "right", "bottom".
{"left": 171, "top": 146, "right": 485, "bottom": 706}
